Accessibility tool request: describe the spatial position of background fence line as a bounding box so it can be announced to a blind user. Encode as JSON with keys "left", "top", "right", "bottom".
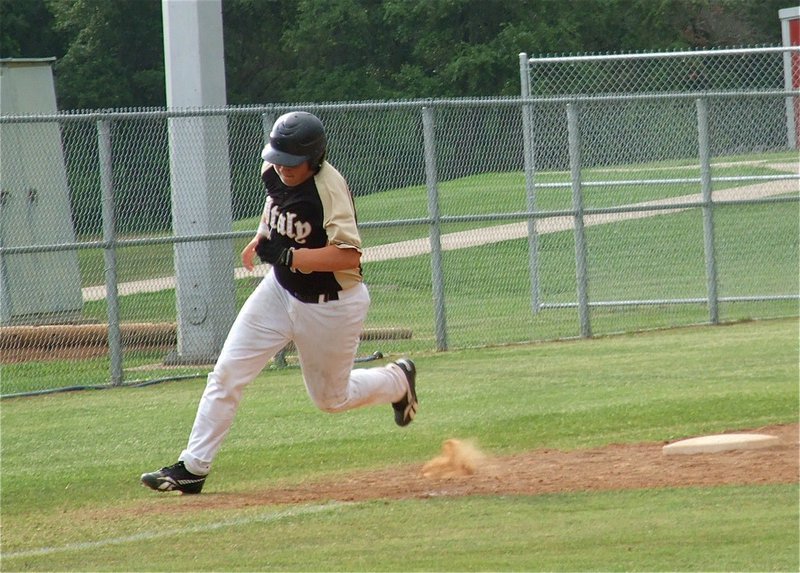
{"left": 1, "top": 45, "right": 798, "bottom": 397}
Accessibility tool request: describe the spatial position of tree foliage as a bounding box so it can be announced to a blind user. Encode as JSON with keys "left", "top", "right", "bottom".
{"left": 0, "top": 0, "right": 789, "bottom": 109}
{"left": 0, "top": 0, "right": 64, "bottom": 58}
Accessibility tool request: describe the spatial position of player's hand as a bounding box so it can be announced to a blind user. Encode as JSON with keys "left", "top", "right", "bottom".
{"left": 255, "top": 235, "right": 294, "bottom": 268}
{"left": 241, "top": 236, "right": 260, "bottom": 271}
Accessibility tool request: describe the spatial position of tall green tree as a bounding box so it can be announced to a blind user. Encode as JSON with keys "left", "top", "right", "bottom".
{"left": 222, "top": 0, "right": 298, "bottom": 105}
{"left": 280, "top": 0, "right": 396, "bottom": 101}
{"left": 47, "top": 0, "right": 164, "bottom": 109}
{"left": 0, "top": 0, "right": 65, "bottom": 59}
{"left": 1, "top": 0, "right": 789, "bottom": 109}
{"left": 383, "top": 0, "right": 594, "bottom": 96}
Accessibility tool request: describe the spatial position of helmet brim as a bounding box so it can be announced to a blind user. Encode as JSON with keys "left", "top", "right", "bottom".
{"left": 261, "top": 144, "right": 308, "bottom": 167}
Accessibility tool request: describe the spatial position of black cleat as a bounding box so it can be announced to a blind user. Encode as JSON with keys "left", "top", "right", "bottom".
{"left": 392, "top": 358, "right": 418, "bottom": 427}
{"left": 140, "top": 461, "right": 206, "bottom": 494}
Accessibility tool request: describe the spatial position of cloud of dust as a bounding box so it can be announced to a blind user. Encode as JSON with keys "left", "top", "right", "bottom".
{"left": 421, "top": 438, "right": 488, "bottom": 478}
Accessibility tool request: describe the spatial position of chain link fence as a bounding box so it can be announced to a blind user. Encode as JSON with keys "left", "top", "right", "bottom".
{"left": 1, "top": 46, "right": 798, "bottom": 397}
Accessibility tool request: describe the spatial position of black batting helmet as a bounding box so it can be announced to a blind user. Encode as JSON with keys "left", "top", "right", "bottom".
{"left": 261, "top": 111, "right": 327, "bottom": 170}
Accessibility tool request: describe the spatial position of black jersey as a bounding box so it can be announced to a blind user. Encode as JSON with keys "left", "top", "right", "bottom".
{"left": 258, "top": 161, "right": 363, "bottom": 298}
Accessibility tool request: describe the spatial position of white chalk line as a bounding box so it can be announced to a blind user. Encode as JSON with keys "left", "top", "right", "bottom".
{"left": 1, "top": 501, "right": 350, "bottom": 560}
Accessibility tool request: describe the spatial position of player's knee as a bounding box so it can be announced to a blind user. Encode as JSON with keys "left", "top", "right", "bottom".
{"left": 311, "top": 396, "right": 349, "bottom": 414}
{"left": 202, "top": 368, "right": 248, "bottom": 408}
{"left": 316, "top": 402, "right": 347, "bottom": 414}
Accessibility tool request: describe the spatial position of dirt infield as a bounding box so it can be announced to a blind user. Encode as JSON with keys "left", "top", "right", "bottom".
{"left": 155, "top": 423, "right": 798, "bottom": 512}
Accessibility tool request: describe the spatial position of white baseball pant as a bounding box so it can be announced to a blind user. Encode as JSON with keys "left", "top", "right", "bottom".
{"left": 179, "top": 270, "right": 409, "bottom": 476}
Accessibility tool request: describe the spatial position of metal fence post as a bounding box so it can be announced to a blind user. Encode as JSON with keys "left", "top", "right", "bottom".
{"left": 422, "top": 106, "right": 448, "bottom": 351}
{"left": 261, "top": 112, "right": 275, "bottom": 146}
{"left": 566, "top": 104, "right": 592, "bottom": 338}
{"left": 696, "top": 98, "right": 720, "bottom": 324}
{"left": 520, "top": 52, "right": 541, "bottom": 314}
{"left": 97, "top": 120, "right": 123, "bottom": 385}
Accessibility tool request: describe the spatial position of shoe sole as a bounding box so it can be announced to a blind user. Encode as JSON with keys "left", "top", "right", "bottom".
{"left": 393, "top": 359, "right": 418, "bottom": 427}
{"left": 140, "top": 473, "right": 205, "bottom": 494}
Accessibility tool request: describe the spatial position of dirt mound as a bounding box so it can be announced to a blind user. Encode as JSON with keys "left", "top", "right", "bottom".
{"left": 157, "top": 423, "right": 797, "bottom": 512}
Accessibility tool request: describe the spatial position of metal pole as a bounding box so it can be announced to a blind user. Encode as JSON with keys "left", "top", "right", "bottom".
{"left": 261, "top": 112, "right": 275, "bottom": 146}
{"left": 520, "top": 52, "right": 541, "bottom": 314}
{"left": 97, "top": 120, "right": 123, "bottom": 385}
{"left": 566, "top": 104, "right": 592, "bottom": 338}
{"left": 163, "top": 0, "right": 236, "bottom": 363}
{"left": 696, "top": 98, "right": 719, "bottom": 324}
{"left": 422, "top": 106, "right": 448, "bottom": 351}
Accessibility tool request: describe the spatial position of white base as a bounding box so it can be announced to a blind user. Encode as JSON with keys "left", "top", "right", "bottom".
{"left": 662, "top": 433, "right": 779, "bottom": 455}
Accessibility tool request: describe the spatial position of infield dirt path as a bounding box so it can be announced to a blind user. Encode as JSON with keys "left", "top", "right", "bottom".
{"left": 150, "top": 423, "right": 798, "bottom": 512}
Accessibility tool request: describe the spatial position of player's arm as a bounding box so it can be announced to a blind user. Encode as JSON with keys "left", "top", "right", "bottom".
{"left": 242, "top": 185, "right": 274, "bottom": 272}
{"left": 243, "top": 235, "right": 360, "bottom": 273}
{"left": 304, "top": 166, "right": 362, "bottom": 273}
{"left": 241, "top": 234, "right": 263, "bottom": 272}
{"left": 291, "top": 244, "right": 360, "bottom": 272}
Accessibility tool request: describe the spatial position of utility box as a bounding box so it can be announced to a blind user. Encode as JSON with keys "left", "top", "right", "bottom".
{"left": 0, "top": 58, "right": 83, "bottom": 324}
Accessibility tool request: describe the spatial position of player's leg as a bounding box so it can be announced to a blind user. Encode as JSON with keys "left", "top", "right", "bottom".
{"left": 141, "top": 271, "right": 291, "bottom": 492}
{"left": 180, "top": 271, "right": 293, "bottom": 473}
{"left": 293, "top": 283, "right": 412, "bottom": 414}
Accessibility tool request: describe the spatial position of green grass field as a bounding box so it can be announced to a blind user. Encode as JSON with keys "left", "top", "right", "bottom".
{"left": 4, "top": 186, "right": 794, "bottom": 396}
{"left": 1, "top": 318, "right": 797, "bottom": 571}
{"left": 73, "top": 151, "right": 797, "bottom": 287}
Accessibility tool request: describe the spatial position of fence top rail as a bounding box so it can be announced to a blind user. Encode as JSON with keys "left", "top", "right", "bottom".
{"left": 525, "top": 45, "right": 798, "bottom": 64}
{"left": 0, "top": 97, "right": 534, "bottom": 123}
{"left": 519, "top": 89, "right": 798, "bottom": 104}
{"left": 1, "top": 89, "right": 797, "bottom": 124}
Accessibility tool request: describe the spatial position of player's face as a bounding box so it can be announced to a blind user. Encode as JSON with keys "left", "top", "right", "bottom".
{"left": 274, "top": 162, "right": 314, "bottom": 187}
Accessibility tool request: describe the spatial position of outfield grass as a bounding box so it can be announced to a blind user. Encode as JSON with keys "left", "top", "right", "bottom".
{"left": 98, "top": 197, "right": 800, "bottom": 334}
{"left": 0, "top": 160, "right": 800, "bottom": 395}
{"left": 4, "top": 152, "right": 796, "bottom": 395}
{"left": 74, "top": 194, "right": 797, "bottom": 327}
{"left": 4, "top": 195, "right": 796, "bottom": 395}
{"left": 74, "top": 151, "right": 797, "bottom": 286}
{"left": 1, "top": 318, "right": 797, "bottom": 571}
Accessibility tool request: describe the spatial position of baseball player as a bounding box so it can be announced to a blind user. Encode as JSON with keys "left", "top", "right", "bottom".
{"left": 141, "top": 111, "right": 418, "bottom": 494}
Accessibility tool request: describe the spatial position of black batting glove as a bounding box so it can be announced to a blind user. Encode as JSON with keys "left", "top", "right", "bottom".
{"left": 255, "top": 236, "right": 293, "bottom": 267}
